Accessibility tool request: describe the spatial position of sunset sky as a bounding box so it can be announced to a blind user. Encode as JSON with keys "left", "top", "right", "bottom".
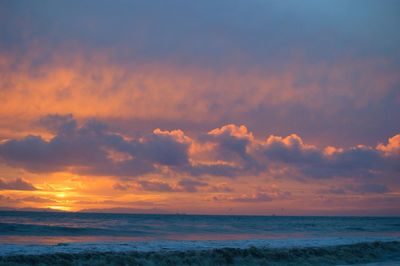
{"left": 0, "top": 0, "right": 399, "bottom": 215}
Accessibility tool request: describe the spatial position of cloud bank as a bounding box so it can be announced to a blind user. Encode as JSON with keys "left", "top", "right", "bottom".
{"left": 0, "top": 115, "right": 398, "bottom": 182}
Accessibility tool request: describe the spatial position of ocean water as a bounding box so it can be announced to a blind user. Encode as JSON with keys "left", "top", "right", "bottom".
{"left": 1, "top": 211, "right": 400, "bottom": 265}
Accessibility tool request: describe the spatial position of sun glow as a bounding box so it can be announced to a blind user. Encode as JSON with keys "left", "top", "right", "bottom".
{"left": 55, "top": 192, "right": 67, "bottom": 198}
{"left": 47, "top": 205, "right": 72, "bottom": 211}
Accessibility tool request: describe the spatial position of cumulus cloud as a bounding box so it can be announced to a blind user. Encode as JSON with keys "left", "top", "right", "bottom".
{"left": 377, "top": 134, "right": 400, "bottom": 156}
{"left": 131, "top": 128, "right": 191, "bottom": 167}
{"left": 259, "top": 133, "right": 399, "bottom": 179}
{"left": 38, "top": 114, "right": 78, "bottom": 135}
{"left": 0, "top": 114, "right": 191, "bottom": 177}
{"left": 0, "top": 178, "right": 37, "bottom": 191}
{"left": 0, "top": 116, "right": 398, "bottom": 183}
{"left": 192, "top": 124, "right": 265, "bottom": 177}
{"left": 205, "top": 125, "right": 252, "bottom": 166}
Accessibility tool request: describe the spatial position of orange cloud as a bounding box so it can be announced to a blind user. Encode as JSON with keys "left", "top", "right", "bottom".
{"left": 377, "top": 134, "right": 400, "bottom": 156}
{"left": 1, "top": 52, "right": 398, "bottom": 139}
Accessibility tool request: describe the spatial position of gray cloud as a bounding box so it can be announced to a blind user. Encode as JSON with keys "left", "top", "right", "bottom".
{"left": 201, "top": 125, "right": 265, "bottom": 176}
{"left": 0, "top": 178, "right": 37, "bottom": 191}
{"left": 177, "top": 179, "right": 208, "bottom": 193}
{"left": 20, "top": 196, "right": 56, "bottom": 203}
{"left": 207, "top": 184, "right": 234, "bottom": 193}
{"left": 231, "top": 193, "right": 274, "bottom": 203}
{"left": 137, "top": 180, "right": 175, "bottom": 192}
{"left": 0, "top": 115, "right": 190, "bottom": 177}
{"left": 0, "top": 116, "right": 398, "bottom": 186}
{"left": 112, "top": 183, "right": 131, "bottom": 191}
{"left": 116, "top": 179, "right": 209, "bottom": 193}
{"left": 322, "top": 183, "right": 390, "bottom": 195}
{"left": 214, "top": 188, "right": 291, "bottom": 203}
{"left": 260, "top": 134, "right": 399, "bottom": 179}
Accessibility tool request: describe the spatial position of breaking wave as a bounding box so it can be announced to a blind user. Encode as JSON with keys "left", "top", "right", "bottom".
{"left": 0, "top": 241, "right": 399, "bottom": 266}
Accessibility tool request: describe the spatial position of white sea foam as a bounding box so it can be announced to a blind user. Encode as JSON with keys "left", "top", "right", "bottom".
{"left": 1, "top": 236, "right": 399, "bottom": 256}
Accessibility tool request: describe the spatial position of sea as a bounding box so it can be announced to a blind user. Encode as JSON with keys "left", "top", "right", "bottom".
{"left": 0, "top": 211, "right": 400, "bottom": 265}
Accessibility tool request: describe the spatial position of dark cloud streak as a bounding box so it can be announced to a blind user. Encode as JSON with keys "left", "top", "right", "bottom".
{"left": 0, "top": 178, "right": 37, "bottom": 191}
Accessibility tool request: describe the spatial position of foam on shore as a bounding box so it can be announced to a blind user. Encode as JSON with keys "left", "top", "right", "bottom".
{"left": 1, "top": 240, "right": 399, "bottom": 266}
{"left": 0, "top": 236, "right": 399, "bottom": 256}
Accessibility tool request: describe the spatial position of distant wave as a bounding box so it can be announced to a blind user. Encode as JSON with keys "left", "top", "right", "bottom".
{"left": 0, "top": 223, "right": 149, "bottom": 237}
{"left": 345, "top": 226, "right": 367, "bottom": 231}
{"left": 0, "top": 241, "right": 399, "bottom": 266}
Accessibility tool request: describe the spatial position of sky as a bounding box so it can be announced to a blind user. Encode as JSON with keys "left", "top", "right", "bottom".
{"left": 0, "top": 0, "right": 399, "bottom": 215}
